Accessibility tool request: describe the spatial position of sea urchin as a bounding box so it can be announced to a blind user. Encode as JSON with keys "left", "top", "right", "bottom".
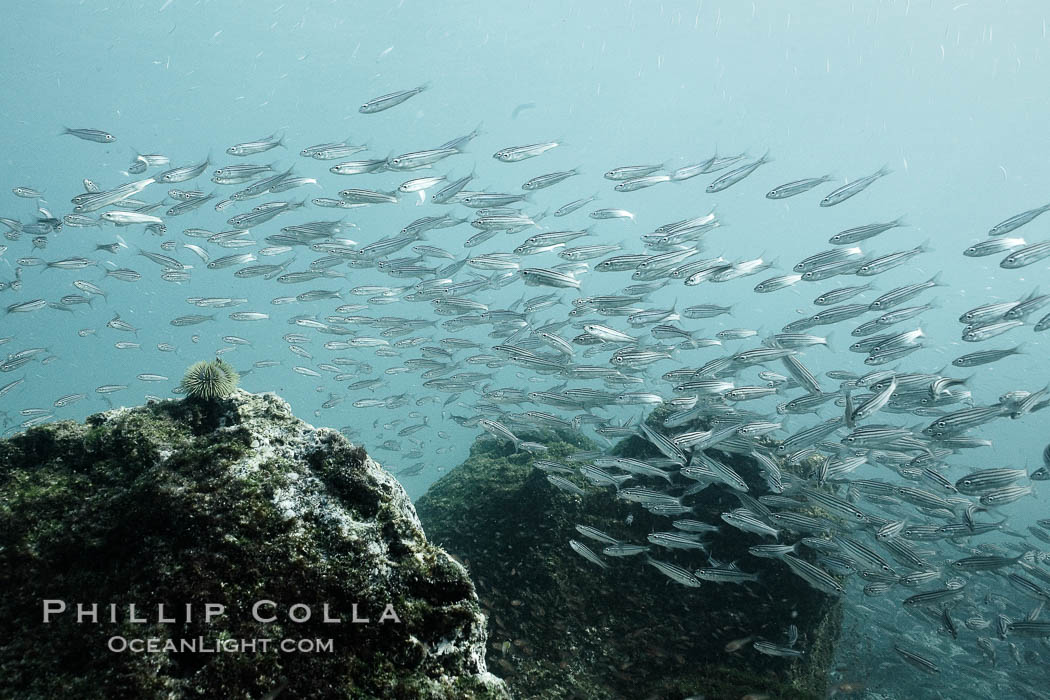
{"left": 180, "top": 358, "right": 239, "bottom": 400}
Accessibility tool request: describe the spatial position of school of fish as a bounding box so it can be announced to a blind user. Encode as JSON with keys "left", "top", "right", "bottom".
{"left": 3, "top": 85, "right": 1050, "bottom": 699}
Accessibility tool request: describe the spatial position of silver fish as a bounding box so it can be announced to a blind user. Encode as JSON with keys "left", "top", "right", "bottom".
{"left": 359, "top": 84, "right": 429, "bottom": 113}
{"left": 820, "top": 166, "right": 891, "bottom": 207}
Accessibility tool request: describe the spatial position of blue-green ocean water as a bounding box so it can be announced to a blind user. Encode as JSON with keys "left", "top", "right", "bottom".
{"left": 2, "top": 2, "right": 1049, "bottom": 697}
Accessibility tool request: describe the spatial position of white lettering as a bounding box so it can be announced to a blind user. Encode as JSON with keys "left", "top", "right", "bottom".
{"left": 378, "top": 604, "right": 401, "bottom": 624}
{"left": 76, "top": 603, "right": 98, "bottom": 623}
{"left": 204, "top": 603, "right": 225, "bottom": 623}
{"left": 128, "top": 604, "right": 146, "bottom": 624}
{"left": 252, "top": 599, "right": 276, "bottom": 623}
{"left": 42, "top": 599, "right": 66, "bottom": 622}
{"left": 288, "top": 604, "right": 311, "bottom": 623}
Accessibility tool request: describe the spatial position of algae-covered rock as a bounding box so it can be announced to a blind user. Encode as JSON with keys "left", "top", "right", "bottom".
{"left": 416, "top": 424, "right": 842, "bottom": 700}
{"left": 0, "top": 390, "right": 508, "bottom": 700}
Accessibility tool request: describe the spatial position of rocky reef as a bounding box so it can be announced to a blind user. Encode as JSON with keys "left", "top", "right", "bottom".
{"left": 0, "top": 390, "right": 507, "bottom": 700}
{"left": 416, "top": 420, "right": 842, "bottom": 700}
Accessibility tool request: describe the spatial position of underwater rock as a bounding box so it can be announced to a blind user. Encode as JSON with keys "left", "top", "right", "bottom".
{"left": 0, "top": 390, "right": 507, "bottom": 700}
{"left": 416, "top": 422, "right": 841, "bottom": 700}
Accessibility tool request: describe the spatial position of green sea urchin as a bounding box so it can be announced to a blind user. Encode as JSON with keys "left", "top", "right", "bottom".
{"left": 180, "top": 359, "right": 239, "bottom": 400}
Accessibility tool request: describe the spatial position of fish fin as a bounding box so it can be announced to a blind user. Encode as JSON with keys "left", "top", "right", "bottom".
{"left": 844, "top": 391, "right": 856, "bottom": 429}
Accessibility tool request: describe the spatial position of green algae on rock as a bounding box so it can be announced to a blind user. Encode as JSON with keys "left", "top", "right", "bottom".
{"left": 416, "top": 422, "right": 842, "bottom": 700}
{"left": 0, "top": 390, "right": 507, "bottom": 700}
